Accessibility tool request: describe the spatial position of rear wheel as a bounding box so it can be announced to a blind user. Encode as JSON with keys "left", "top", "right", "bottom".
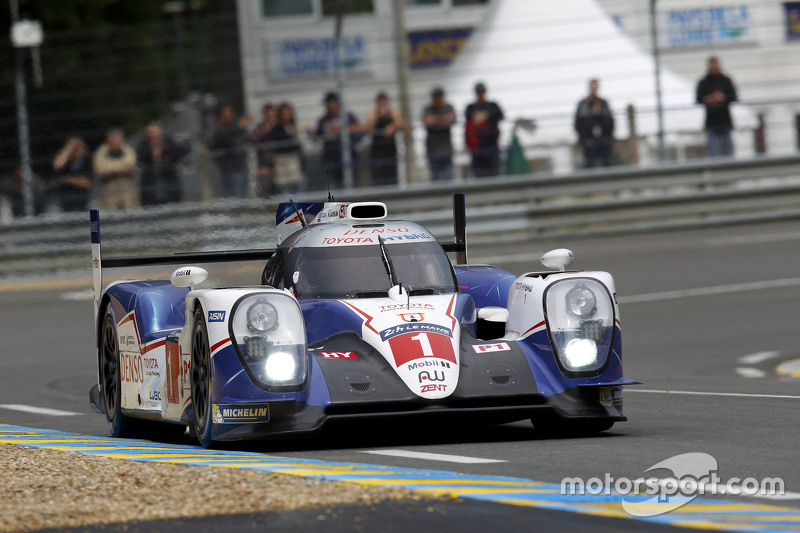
{"left": 100, "top": 306, "right": 130, "bottom": 437}
{"left": 191, "top": 307, "right": 215, "bottom": 448}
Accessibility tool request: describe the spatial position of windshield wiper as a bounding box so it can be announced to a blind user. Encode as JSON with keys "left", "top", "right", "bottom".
{"left": 377, "top": 236, "right": 399, "bottom": 287}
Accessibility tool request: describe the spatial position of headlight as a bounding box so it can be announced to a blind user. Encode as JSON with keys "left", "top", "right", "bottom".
{"left": 565, "top": 284, "right": 596, "bottom": 317}
{"left": 230, "top": 293, "right": 307, "bottom": 390}
{"left": 247, "top": 299, "right": 278, "bottom": 332}
{"left": 545, "top": 278, "right": 615, "bottom": 375}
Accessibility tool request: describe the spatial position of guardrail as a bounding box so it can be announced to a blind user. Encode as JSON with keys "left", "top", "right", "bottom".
{"left": 2, "top": 155, "right": 800, "bottom": 278}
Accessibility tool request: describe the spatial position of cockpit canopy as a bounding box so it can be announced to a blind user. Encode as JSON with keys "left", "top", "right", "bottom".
{"left": 262, "top": 222, "right": 458, "bottom": 300}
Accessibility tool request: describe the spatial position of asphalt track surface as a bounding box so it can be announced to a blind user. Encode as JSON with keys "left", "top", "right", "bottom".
{"left": 3, "top": 219, "right": 800, "bottom": 531}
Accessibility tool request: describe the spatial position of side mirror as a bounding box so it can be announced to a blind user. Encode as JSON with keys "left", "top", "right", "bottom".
{"left": 170, "top": 266, "right": 208, "bottom": 289}
{"left": 541, "top": 248, "right": 575, "bottom": 271}
{"left": 478, "top": 306, "right": 509, "bottom": 322}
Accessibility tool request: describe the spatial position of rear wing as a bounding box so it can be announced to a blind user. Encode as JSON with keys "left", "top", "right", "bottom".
{"left": 90, "top": 193, "right": 467, "bottom": 311}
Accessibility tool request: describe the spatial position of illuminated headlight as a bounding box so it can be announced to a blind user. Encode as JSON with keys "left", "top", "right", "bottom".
{"left": 563, "top": 338, "right": 598, "bottom": 369}
{"left": 545, "top": 278, "right": 615, "bottom": 375}
{"left": 247, "top": 299, "right": 278, "bottom": 332}
{"left": 230, "top": 293, "right": 307, "bottom": 389}
{"left": 265, "top": 351, "right": 298, "bottom": 382}
{"left": 565, "top": 284, "right": 597, "bottom": 317}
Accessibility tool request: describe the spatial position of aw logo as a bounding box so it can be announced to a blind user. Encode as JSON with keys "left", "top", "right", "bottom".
{"left": 418, "top": 370, "right": 445, "bottom": 383}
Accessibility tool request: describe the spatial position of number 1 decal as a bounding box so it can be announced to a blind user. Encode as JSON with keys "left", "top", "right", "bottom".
{"left": 389, "top": 332, "right": 457, "bottom": 366}
{"left": 410, "top": 332, "right": 434, "bottom": 357}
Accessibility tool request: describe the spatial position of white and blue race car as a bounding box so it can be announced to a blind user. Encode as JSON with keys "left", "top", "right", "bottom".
{"left": 89, "top": 195, "right": 635, "bottom": 447}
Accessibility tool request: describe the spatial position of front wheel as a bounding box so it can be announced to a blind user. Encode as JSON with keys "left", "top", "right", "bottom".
{"left": 100, "top": 306, "right": 130, "bottom": 437}
{"left": 191, "top": 307, "right": 215, "bottom": 448}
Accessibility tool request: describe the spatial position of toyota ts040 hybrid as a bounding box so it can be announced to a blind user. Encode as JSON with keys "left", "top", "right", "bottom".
{"left": 89, "top": 194, "right": 636, "bottom": 447}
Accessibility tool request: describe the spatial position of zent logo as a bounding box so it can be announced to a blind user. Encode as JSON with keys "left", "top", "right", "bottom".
{"left": 319, "top": 351, "right": 358, "bottom": 359}
{"left": 472, "top": 342, "right": 511, "bottom": 353}
{"left": 420, "top": 384, "right": 447, "bottom": 393}
{"left": 208, "top": 311, "right": 226, "bottom": 322}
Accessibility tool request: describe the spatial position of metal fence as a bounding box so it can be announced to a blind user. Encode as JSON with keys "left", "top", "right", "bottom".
{"left": 2, "top": 153, "right": 799, "bottom": 279}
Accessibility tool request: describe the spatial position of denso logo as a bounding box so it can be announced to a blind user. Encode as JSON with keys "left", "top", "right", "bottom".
{"left": 420, "top": 384, "right": 447, "bottom": 393}
{"left": 407, "top": 360, "right": 451, "bottom": 370}
{"left": 208, "top": 310, "right": 226, "bottom": 322}
{"left": 120, "top": 353, "right": 143, "bottom": 383}
{"left": 418, "top": 370, "right": 445, "bottom": 383}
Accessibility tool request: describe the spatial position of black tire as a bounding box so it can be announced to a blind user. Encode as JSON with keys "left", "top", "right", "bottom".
{"left": 191, "top": 307, "right": 215, "bottom": 448}
{"left": 100, "top": 305, "right": 130, "bottom": 437}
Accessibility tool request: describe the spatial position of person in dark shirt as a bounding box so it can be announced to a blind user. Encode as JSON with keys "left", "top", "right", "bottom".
{"left": 313, "top": 92, "right": 364, "bottom": 189}
{"left": 137, "top": 124, "right": 189, "bottom": 206}
{"left": 210, "top": 104, "right": 251, "bottom": 198}
{"left": 465, "top": 82, "right": 504, "bottom": 178}
{"left": 53, "top": 137, "right": 92, "bottom": 212}
{"left": 574, "top": 79, "right": 615, "bottom": 168}
{"left": 366, "top": 92, "right": 403, "bottom": 186}
{"left": 267, "top": 102, "right": 305, "bottom": 194}
{"left": 422, "top": 87, "right": 456, "bottom": 181}
{"left": 696, "top": 57, "right": 737, "bottom": 157}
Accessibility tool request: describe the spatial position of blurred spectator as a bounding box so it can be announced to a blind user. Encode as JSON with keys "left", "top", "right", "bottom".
{"left": 53, "top": 137, "right": 92, "bottom": 212}
{"left": 366, "top": 92, "right": 403, "bottom": 186}
{"left": 210, "top": 104, "right": 251, "bottom": 198}
{"left": 268, "top": 102, "right": 305, "bottom": 195}
{"left": 0, "top": 165, "right": 45, "bottom": 218}
{"left": 696, "top": 56, "right": 737, "bottom": 157}
{"left": 137, "top": 124, "right": 189, "bottom": 206}
{"left": 93, "top": 129, "right": 138, "bottom": 211}
{"left": 313, "top": 92, "right": 364, "bottom": 189}
{"left": 422, "top": 87, "right": 456, "bottom": 181}
{"left": 250, "top": 103, "right": 278, "bottom": 196}
{"left": 465, "top": 81, "right": 504, "bottom": 178}
{"left": 574, "top": 79, "right": 615, "bottom": 168}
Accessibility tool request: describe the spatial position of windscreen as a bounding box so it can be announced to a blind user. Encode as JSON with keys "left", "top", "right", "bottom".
{"left": 285, "top": 241, "right": 457, "bottom": 299}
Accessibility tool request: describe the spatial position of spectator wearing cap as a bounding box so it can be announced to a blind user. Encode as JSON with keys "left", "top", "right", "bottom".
{"left": 366, "top": 92, "right": 403, "bottom": 186}
{"left": 93, "top": 128, "right": 138, "bottom": 211}
{"left": 422, "top": 87, "right": 456, "bottom": 181}
{"left": 465, "top": 81, "right": 504, "bottom": 178}
{"left": 312, "top": 91, "right": 364, "bottom": 189}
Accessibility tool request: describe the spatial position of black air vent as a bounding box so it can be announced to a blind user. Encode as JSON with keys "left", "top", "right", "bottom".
{"left": 344, "top": 372, "right": 377, "bottom": 396}
{"left": 484, "top": 365, "right": 518, "bottom": 388}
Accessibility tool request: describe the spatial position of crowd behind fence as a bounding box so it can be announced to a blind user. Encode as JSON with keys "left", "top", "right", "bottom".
{"left": 3, "top": 9, "right": 800, "bottom": 221}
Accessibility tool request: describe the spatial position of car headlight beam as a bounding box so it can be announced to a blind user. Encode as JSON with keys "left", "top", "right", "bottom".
{"left": 544, "top": 278, "right": 615, "bottom": 376}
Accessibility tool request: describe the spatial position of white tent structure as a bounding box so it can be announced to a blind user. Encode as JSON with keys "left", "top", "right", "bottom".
{"left": 421, "top": 0, "right": 755, "bottom": 173}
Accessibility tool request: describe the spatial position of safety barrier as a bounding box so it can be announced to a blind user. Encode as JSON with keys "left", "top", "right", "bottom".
{"left": 2, "top": 155, "right": 799, "bottom": 278}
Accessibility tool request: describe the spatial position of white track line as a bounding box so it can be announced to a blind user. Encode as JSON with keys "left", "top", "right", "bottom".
{"left": 627, "top": 389, "right": 800, "bottom": 400}
{"left": 735, "top": 367, "right": 766, "bottom": 378}
{"left": 0, "top": 404, "right": 82, "bottom": 416}
{"left": 360, "top": 449, "right": 506, "bottom": 464}
{"left": 621, "top": 278, "right": 800, "bottom": 304}
{"left": 738, "top": 351, "right": 781, "bottom": 365}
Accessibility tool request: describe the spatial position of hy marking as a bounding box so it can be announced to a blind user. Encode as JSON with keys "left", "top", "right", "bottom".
{"left": 4, "top": 424, "right": 800, "bottom": 532}
{"left": 0, "top": 404, "right": 82, "bottom": 416}
{"left": 359, "top": 449, "right": 506, "bottom": 464}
